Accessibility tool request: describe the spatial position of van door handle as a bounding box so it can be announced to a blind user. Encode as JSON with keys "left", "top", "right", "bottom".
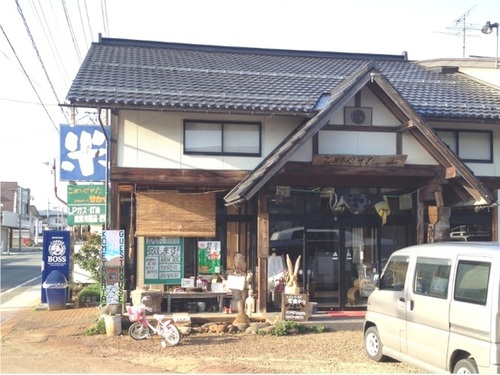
{"left": 397, "top": 297, "right": 405, "bottom": 309}
{"left": 409, "top": 299, "right": 414, "bottom": 310}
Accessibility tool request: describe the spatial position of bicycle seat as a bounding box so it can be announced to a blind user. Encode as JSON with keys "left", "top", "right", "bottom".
{"left": 154, "top": 314, "right": 166, "bottom": 321}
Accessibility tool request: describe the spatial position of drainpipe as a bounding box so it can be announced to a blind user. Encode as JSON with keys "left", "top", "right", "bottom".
{"left": 98, "top": 107, "right": 109, "bottom": 230}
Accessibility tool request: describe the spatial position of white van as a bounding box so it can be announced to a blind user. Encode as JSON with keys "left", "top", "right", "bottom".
{"left": 363, "top": 242, "right": 500, "bottom": 373}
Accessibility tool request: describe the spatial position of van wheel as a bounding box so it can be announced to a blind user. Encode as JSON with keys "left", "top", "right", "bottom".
{"left": 453, "top": 359, "right": 478, "bottom": 374}
{"left": 364, "top": 326, "right": 386, "bottom": 362}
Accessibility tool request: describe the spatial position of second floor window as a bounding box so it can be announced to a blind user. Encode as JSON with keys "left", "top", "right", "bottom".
{"left": 184, "top": 120, "right": 261, "bottom": 156}
{"left": 436, "top": 129, "right": 493, "bottom": 163}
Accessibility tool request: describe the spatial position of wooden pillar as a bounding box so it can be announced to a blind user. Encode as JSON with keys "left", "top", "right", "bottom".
{"left": 256, "top": 190, "right": 269, "bottom": 314}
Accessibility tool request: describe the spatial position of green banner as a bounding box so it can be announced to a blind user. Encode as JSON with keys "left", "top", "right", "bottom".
{"left": 197, "top": 241, "right": 221, "bottom": 274}
{"left": 67, "top": 184, "right": 106, "bottom": 225}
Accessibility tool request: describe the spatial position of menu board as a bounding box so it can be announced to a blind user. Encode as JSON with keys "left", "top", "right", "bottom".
{"left": 144, "top": 237, "right": 184, "bottom": 285}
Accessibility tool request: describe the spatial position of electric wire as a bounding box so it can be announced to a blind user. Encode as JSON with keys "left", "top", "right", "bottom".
{"left": 76, "top": 0, "right": 90, "bottom": 49}
{"left": 31, "top": 0, "right": 71, "bottom": 86}
{"left": 101, "top": 0, "right": 109, "bottom": 36}
{"left": 60, "top": 0, "right": 83, "bottom": 61}
{"left": 15, "top": 0, "right": 70, "bottom": 125}
{"left": 0, "top": 23, "right": 59, "bottom": 134}
{"left": 83, "top": 0, "right": 94, "bottom": 41}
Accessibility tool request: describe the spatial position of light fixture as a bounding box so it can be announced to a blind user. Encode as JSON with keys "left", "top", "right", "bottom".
{"left": 481, "top": 21, "right": 498, "bottom": 34}
{"left": 481, "top": 21, "right": 499, "bottom": 67}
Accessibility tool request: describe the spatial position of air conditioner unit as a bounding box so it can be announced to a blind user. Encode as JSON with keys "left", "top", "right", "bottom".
{"left": 344, "top": 107, "right": 372, "bottom": 126}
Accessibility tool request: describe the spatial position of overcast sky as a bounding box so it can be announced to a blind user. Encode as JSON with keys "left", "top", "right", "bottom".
{"left": 1, "top": 0, "right": 499, "bottom": 209}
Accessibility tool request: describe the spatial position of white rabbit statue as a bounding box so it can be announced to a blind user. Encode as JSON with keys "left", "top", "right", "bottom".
{"left": 284, "top": 254, "right": 301, "bottom": 295}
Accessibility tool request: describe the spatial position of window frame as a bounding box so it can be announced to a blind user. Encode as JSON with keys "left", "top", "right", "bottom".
{"left": 183, "top": 120, "right": 262, "bottom": 157}
{"left": 436, "top": 129, "right": 493, "bottom": 163}
{"left": 454, "top": 260, "right": 490, "bottom": 306}
{"left": 413, "top": 257, "right": 451, "bottom": 299}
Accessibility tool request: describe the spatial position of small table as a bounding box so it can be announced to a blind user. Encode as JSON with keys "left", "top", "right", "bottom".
{"left": 163, "top": 292, "right": 227, "bottom": 313}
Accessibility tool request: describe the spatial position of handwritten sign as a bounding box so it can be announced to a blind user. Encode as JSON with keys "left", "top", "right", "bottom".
{"left": 144, "top": 237, "right": 184, "bottom": 285}
{"left": 281, "top": 293, "right": 310, "bottom": 321}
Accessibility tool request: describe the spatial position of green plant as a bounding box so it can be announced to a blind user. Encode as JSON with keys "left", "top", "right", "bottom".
{"left": 314, "top": 324, "right": 327, "bottom": 333}
{"left": 73, "top": 233, "right": 102, "bottom": 282}
{"left": 78, "top": 283, "right": 100, "bottom": 297}
{"left": 84, "top": 317, "right": 106, "bottom": 335}
{"left": 271, "top": 320, "right": 302, "bottom": 336}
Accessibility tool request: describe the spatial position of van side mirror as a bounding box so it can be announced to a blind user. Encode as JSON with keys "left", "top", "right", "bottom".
{"left": 373, "top": 274, "right": 380, "bottom": 288}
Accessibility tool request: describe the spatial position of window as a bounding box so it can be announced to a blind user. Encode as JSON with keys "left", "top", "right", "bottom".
{"left": 184, "top": 120, "right": 261, "bottom": 156}
{"left": 436, "top": 129, "right": 492, "bottom": 163}
{"left": 414, "top": 257, "right": 451, "bottom": 298}
{"left": 454, "top": 261, "right": 490, "bottom": 305}
{"left": 380, "top": 256, "right": 408, "bottom": 291}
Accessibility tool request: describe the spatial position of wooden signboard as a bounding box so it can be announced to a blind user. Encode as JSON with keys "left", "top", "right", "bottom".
{"left": 312, "top": 154, "right": 407, "bottom": 167}
{"left": 281, "top": 293, "right": 310, "bottom": 321}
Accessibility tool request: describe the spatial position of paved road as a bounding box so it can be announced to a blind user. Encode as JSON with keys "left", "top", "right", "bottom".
{"left": 0, "top": 247, "right": 44, "bottom": 323}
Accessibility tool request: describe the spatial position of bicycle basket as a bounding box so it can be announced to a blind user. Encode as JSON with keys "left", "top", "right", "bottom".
{"left": 127, "top": 306, "right": 142, "bottom": 322}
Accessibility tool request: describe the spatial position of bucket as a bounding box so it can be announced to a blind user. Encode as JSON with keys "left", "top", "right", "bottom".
{"left": 104, "top": 315, "right": 122, "bottom": 336}
{"left": 309, "top": 302, "right": 318, "bottom": 315}
{"left": 185, "top": 302, "right": 198, "bottom": 313}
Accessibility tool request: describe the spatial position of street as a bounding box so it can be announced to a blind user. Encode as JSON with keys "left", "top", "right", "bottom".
{"left": 0, "top": 247, "right": 44, "bottom": 323}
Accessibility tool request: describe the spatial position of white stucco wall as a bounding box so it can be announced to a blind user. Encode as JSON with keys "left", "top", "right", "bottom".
{"left": 118, "top": 110, "right": 303, "bottom": 170}
{"left": 117, "top": 101, "right": 496, "bottom": 174}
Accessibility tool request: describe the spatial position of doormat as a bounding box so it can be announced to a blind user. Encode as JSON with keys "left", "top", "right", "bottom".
{"left": 326, "top": 311, "right": 366, "bottom": 318}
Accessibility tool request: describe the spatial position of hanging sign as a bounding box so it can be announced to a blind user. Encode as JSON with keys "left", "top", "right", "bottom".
{"left": 100, "top": 230, "right": 125, "bottom": 305}
{"left": 197, "top": 241, "right": 221, "bottom": 274}
{"left": 144, "top": 237, "right": 184, "bottom": 285}
{"left": 67, "top": 184, "right": 106, "bottom": 225}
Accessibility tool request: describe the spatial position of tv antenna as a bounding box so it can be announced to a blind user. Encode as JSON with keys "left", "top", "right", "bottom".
{"left": 436, "top": 5, "right": 482, "bottom": 57}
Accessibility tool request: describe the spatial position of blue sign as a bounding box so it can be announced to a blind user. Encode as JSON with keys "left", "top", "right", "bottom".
{"left": 59, "top": 124, "right": 110, "bottom": 181}
{"left": 41, "top": 231, "right": 71, "bottom": 303}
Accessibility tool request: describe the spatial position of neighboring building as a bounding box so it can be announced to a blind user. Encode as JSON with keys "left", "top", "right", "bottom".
{"left": 0, "top": 182, "right": 33, "bottom": 251}
{"left": 64, "top": 37, "right": 500, "bottom": 313}
{"left": 38, "top": 209, "right": 68, "bottom": 233}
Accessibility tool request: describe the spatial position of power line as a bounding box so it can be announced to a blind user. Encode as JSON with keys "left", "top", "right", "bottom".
{"left": 101, "top": 0, "right": 109, "bottom": 36}
{"left": 76, "top": 0, "right": 90, "bottom": 48}
{"left": 0, "top": 23, "right": 59, "bottom": 133}
{"left": 15, "top": 0, "right": 70, "bottom": 124}
{"left": 31, "top": 0, "right": 71, "bottom": 87}
{"left": 83, "top": 0, "right": 94, "bottom": 41}
{"left": 61, "top": 0, "right": 83, "bottom": 61}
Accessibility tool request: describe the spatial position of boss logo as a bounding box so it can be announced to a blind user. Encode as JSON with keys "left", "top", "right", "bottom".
{"left": 48, "top": 239, "right": 66, "bottom": 263}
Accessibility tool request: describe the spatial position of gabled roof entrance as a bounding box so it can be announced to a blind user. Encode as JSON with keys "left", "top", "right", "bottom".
{"left": 224, "top": 63, "right": 495, "bottom": 208}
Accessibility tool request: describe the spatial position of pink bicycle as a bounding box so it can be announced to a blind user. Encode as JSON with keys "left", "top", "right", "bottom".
{"left": 127, "top": 296, "right": 181, "bottom": 347}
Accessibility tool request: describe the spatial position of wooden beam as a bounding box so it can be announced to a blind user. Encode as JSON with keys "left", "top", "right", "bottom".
{"left": 111, "top": 167, "right": 248, "bottom": 186}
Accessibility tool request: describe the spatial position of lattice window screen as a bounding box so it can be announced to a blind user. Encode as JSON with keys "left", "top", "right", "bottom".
{"left": 135, "top": 191, "right": 215, "bottom": 237}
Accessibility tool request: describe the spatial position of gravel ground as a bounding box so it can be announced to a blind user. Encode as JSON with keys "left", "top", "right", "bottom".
{"left": 1, "top": 316, "right": 424, "bottom": 374}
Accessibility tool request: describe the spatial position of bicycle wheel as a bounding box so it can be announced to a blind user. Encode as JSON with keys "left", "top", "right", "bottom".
{"left": 160, "top": 324, "right": 180, "bottom": 346}
{"left": 128, "top": 322, "right": 150, "bottom": 340}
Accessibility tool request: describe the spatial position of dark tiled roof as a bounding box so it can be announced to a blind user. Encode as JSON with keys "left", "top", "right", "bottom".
{"left": 66, "top": 38, "right": 500, "bottom": 121}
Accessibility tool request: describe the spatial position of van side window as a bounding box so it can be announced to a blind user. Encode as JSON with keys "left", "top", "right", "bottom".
{"left": 380, "top": 256, "right": 408, "bottom": 291}
{"left": 454, "top": 261, "right": 490, "bottom": 305}
{"left": 414, "top": 257, "right": 451, "bottom": 298}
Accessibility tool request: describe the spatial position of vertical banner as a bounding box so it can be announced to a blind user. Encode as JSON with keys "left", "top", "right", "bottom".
{"left": 197, "top": 241, "right": 221, "bottom": 274}
{"left": 144, "top": 237, "right": 183, "bottom": 285}
{"left": 100, "top": 230, "right": 125, "bottom": 305}
{"left": 41, "top": 231, "right": 71, "bottom": 303}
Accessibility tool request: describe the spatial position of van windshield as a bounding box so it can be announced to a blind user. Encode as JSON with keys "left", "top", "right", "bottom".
{"left": 380, "top": 256, "right": 408, "bottom": 291}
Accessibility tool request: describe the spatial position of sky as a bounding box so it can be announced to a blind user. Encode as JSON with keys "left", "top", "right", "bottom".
{"left": 1, "top": 0, "right": 499, "bottom": 210}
